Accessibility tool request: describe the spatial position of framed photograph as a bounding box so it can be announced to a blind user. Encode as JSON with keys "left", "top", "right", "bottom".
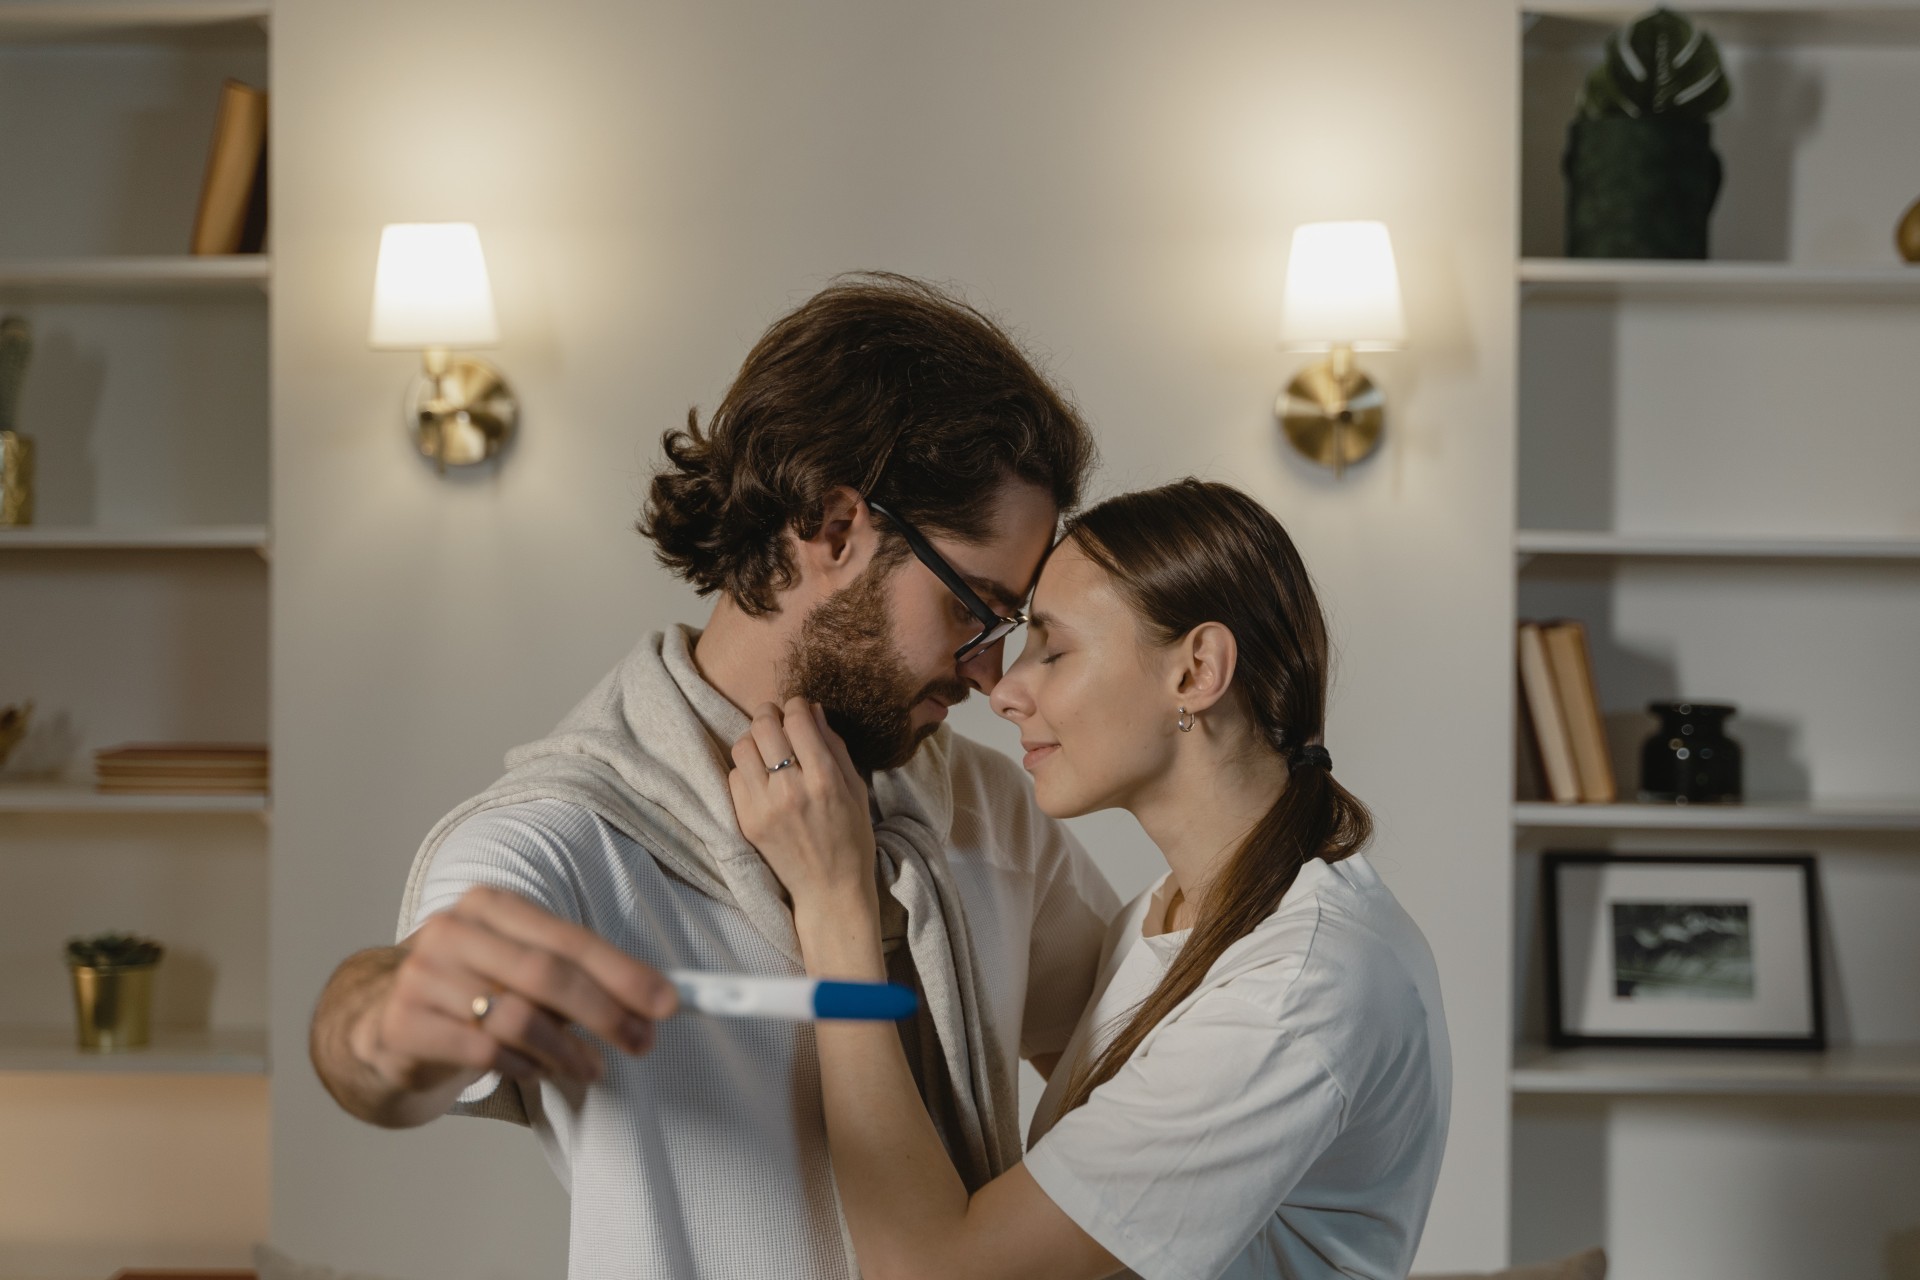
{"left": 1542, "top": 853, "right": 1825, "bottom": 1050}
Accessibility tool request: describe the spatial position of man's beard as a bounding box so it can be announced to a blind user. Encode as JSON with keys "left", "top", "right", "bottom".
{"left": 780, "top": 557, "right": 971, "bottom": 774}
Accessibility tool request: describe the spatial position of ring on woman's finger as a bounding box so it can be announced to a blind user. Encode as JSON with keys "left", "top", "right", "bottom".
{"left": 767, "top": 756, "right": 797, "bottom": 774}
{"left": 471, "top": 992, "right": 496, "bottom": 1022}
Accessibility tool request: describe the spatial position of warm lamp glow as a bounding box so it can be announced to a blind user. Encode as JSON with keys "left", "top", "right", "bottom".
{"left": 369, "top": 222, "right": 501, "bottom": 350}
{"left": 1278, "top": 221, "right": 1406, "bottom": 352}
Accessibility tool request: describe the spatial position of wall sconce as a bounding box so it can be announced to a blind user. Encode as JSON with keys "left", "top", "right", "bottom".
{"left": 369, "top": 222, "right": 519, "bottom": 472}
{"left": 1275, "top": 220, "right": 1406, "bottom": 478}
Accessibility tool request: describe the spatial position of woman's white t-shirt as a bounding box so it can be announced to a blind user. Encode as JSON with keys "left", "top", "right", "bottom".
{"left": 1023, "top": 852, "right": 1451, "bottom": 1280}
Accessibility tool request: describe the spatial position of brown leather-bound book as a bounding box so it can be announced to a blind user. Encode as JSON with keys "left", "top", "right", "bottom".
{"left": 96, "top": 763, "right": 268, "bottom": 775}
{"left": 95, "top": 744, "right": 267, "bottom": 766}
{"left": 94, "top": 744, "right": 267, "bottom": 758}
{"left": 98, "top": 782, "right": 267, "bottom": 790}
{"left": 190, "top": 80, "right": 269, "bottom": 255}
{"left": 1514, "top": 664, "right": 1548, "bottom": 801}
{"left": 1543, "top": 620, "right": 1618, "bottom": 803}
{"left": 93, "top": 743, "right": 269, "bottom": 793}
{"left": 1518, "top": 622, "right": 1581, "bottom": 804}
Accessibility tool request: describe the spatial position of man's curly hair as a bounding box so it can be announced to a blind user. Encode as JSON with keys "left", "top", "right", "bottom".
{"left": 638, "top": 273, "right": 1096, "bottom": 615}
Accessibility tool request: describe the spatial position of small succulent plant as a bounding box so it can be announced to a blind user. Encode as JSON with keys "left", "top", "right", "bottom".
{"left": 66, "top": 933, "right": 165, "bottom": 969}
{"left": 0, "top": 316, "right": 30, "bottom": 434}
{"left": 1577, "top": 7, "right": 1730, "bottom": 121}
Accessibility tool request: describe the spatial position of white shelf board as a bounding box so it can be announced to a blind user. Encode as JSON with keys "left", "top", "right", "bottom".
{"left": 1524, "top": 5, "right": 1920, "bottom": 47}
{"left": 0, "top": 1025, "right": 266, "bottom": 1075}
{"left": 0, "top": 782, "right": 268, "bottom": 814}
{"left": 1512, "top": 1044, "right": 1920, "bottom": 1096}
{"left": 0, "top": 2, "right": 267, "bottom": 41}
{"left": 1514, "top": 799, "right": 1920, "bottom": 832}
{"left": 0, "top": 525, "right": 268, "bottom": 551}
{"left": 1516, "top": 530, "right": 1920, "bottom": 562}
{"left": 0, "top": 255, "right": 269, "bottom": 294}
{"left": 1519, "top": 258, "right": 1920, "bottom": 297}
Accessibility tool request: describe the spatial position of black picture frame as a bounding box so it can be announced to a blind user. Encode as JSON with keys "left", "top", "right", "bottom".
{"left": 1542, "top": 851, "right": 1826, "bottom": 1051}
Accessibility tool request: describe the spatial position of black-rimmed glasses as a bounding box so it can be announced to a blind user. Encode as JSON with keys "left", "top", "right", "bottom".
{"left": 865, "top": 498, "right": 1027, "bottom": 662}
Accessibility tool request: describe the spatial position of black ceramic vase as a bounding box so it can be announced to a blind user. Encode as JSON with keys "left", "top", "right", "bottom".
{"left": 1564, "top": 117, "right": 1723, "bottom": 259}
{"left": 1640, "top": 702, "right": 1742, "bottom": 804}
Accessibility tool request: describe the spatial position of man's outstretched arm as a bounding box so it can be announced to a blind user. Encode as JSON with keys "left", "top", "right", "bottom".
{"left": 309, "top": 885, "right": 679, "bottom": 1129}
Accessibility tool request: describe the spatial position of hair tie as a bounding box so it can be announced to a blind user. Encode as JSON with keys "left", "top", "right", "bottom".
{"left": 1290, "top": 743, "right": 1333, "bottom": 773}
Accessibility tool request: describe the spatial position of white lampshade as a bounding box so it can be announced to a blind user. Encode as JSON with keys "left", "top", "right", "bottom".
{"left": 368, "top": 223, "right": 501, "bottom": 349}
{"left": 1278, "top": 220, "right": 1406, "bottom": 352}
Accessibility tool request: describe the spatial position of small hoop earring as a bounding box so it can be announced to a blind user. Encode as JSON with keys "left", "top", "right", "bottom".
{"left": 1176, "top": 707, "right": 1195, "bottom": 733}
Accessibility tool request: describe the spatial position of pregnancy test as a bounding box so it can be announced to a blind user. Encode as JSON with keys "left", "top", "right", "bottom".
{"left": 668, "top": 970, "right": 918, "bottom": 1022}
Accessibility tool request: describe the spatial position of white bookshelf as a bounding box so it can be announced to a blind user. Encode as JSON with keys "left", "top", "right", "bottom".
{"left": 0, "top": 524, "right": 268, "bottom": 551}
{"left": 1511, "top": 1044, "right": 1920, "bottom": 1096}
{"left": 0, "top": 1025, "right": 266, "bottom": 1075}
{"left": 1513, "top": 7, "right": 1920, "bottom": 1275}
{"left": 0, "top": 8, "right": 272, "bottom": 1270}
{"left": 1514, "top": 799, "right": 1920, "bottom": 832}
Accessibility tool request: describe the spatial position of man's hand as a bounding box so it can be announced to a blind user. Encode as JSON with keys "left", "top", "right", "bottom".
{"left": 310, "top": 885, "right": 678, "bottom": 1129}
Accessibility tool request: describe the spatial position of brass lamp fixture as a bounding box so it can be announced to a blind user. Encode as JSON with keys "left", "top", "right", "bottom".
{"left": 1276, "top": 220, "right": 1406, "bottom": 478}
{"left": 369, "top": 222, "right": 519, "bottom": 472}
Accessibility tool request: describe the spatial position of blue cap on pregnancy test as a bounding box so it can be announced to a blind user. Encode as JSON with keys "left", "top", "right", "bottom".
{"left": 814, "top": 979, "right": 919, "bottom": 1021}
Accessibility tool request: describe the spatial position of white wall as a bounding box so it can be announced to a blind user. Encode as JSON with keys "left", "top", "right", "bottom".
{"left": 269, "top": 3, "right": 1518, "bottom": 1275}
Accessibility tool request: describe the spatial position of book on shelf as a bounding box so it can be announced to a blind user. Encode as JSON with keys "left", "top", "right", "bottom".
{"left": 1514, "top": 663, "right": 1547, "bottom": 802}
{"left": 93, "top": 743, "right": 268, "bottom": 794}
{"left": 1517, "top": 622, "right": 1581, "bottom": 803}
{"left": 1542, "top": 620, "right": 1617, "bottom": 803}
{"left": 190, "top": 79, "right": 269, "bottom": 256}
{"left": 1516, "top": 620, "right": 1618, "bottom": 805}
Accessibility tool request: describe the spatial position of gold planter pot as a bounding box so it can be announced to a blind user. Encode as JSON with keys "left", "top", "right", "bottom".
{"left": 69, "top": 962, "right": 156, "bottom": 1051}
{"left": 0, "top": 431, "right": 32, "bottom": 526}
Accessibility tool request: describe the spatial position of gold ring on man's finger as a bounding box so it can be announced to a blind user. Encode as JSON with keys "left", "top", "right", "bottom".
{"left": 471, "top": 993, "right": 495, "bottom": 1022}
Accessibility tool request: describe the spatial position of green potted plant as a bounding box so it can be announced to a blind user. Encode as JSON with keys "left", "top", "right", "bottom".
{"left": 1564, "top": 7, "right": 1731, "bottom": 258}
{"left": 66, "top": 933, "right": 165, "bottom": 1051}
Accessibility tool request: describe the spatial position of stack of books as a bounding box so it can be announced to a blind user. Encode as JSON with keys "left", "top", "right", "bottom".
{"left": 93, "top": 744, "right": 269, "bottom": 795}
{"left": 1517, "top": 621, "right": 1616, "bottom": 805}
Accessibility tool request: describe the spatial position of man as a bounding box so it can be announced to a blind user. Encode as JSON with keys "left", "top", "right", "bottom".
{"left": 308, "top": 273, "right": 1120, "bottom": 1279}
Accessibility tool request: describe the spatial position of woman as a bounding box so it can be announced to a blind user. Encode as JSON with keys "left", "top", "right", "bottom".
{"left": 729, "top": 479, "right": 1451, "bottom": 1280}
